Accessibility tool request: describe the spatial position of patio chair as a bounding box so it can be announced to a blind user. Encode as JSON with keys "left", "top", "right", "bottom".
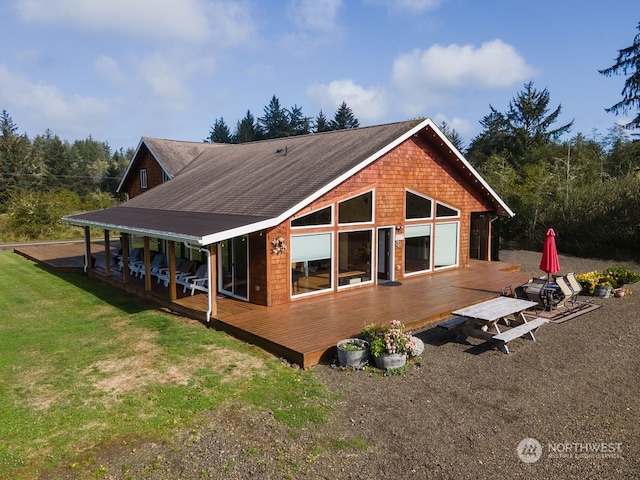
{"left": 156, "top": 257, "right": 186, "bottom": 285}
{"left": 554, "top": 276, "right": 577, "bottom": 310}
{"left": 140, "top": 253, "right": 165, "bottom": 279}
{"left": 566, "top": 272, "right": 593, "bottom": 305}
{"left": 177, "top": 263, "right": 209, "bottom": 295}
{"left": 128, "top": 248, "right": 145, "bottom": 277}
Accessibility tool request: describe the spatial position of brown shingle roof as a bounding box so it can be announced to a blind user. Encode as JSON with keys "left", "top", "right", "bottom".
{"left": 66, "top": 119, "right": 513, "bottom": 244}
{"left": 126, "top": 120, "right": 419, "bottom": 217}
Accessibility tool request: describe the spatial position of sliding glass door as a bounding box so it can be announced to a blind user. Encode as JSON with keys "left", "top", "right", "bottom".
{"left": 219, "top": 235, "right": 248, "bottom": 299}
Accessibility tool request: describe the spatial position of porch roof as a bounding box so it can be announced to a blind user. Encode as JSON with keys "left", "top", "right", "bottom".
{"left": 66, "top": 206, "right": 271, "bottom": 244}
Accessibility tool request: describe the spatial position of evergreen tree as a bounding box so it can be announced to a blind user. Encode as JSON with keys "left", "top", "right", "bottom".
{"left": 599, "top": 22, "right": 640, "bottom": 130}
{"left": 68, "top": 137, "right": 111, "bottom": 195}
{"left": 467, "top": 82, "right": 573, "bottom": 168}
{"left": 0, "top": 110, "right": 31, "bottom": 210}
{"left": 314, "top": 110, "right": 332, "bottom": 132}
{"left": 331, "top": 101, "right": 359, "bottom": 130}
{"left": 234, "top": 110, "right": 262, "bottom": 143}
{"left": 207, "top": 117, "right": 233, "bottom": 143}
{"left": 259, "top": 95, "right": 291, "bottom": 139}
{"left": 33, "top": 129, "right": 70, "bottom": 191}
{"left": 288, "top": 104, "right": 311, "bottom": 136}
{"left": 437, "top": 120, "right": 465, "bottom": 152}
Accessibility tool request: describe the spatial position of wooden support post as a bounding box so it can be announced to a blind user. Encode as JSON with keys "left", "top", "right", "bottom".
{"left": 143, "top": 236, "right": 151, "bottom": 291}
{"left": 122, "top": 234, "right": 130, "bottom": 283}
{"left": 104, "top": 230, "right": 111, "bottom": 277}
{"left": 168, "top": 241, "right": 177, "bottom": 301}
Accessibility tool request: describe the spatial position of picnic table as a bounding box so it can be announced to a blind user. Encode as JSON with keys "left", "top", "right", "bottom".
{"left": 439, "top": 296, "right": 548, "bottom": 354}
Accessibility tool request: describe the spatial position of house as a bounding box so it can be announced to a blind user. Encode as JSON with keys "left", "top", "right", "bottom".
{"left": 64, "top": 118, "right": 513, "bottom": 321}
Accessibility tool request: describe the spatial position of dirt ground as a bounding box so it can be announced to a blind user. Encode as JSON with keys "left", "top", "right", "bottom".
{"left": 46, "top": 250, "right": 640, "bottom": 479}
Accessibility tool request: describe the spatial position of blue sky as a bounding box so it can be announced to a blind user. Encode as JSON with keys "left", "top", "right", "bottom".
{"left": 0, "top": 0, "right": 637, "bottom": 152}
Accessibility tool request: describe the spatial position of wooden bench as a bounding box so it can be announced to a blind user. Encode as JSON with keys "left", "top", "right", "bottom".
{"left": 437, "top": 316, "right": 469, "bottom": 330}
{"left": 492, "top": 317, "right": 548, "bottom": 354}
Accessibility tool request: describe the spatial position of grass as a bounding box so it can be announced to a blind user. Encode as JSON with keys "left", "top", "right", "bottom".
{"left": 0, "top": 250, "right": 334, "bottom": 479}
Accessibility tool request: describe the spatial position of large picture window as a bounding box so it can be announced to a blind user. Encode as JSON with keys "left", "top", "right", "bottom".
{"left": 291, "top": 206, "right": 332, "bottom": 227}
{"left": 290, "top": 233, "right": 332, "bottom": 296}
{"left": 338, "top": 191, "right": 373, "bottom": 224}
{"left": 406, "top": 191, "right": 433, "bottom": 219}
{"left": 338, "top": 230, "right": 372, "bottom": 286}
{"left": 404, "top": 224, "right": 431, "bottom": 274}
{"left": 436, "top": 201, "right": 459, "bottom": 218}
{"left": 434, "top": 222, "right": 459, "bottom": 269}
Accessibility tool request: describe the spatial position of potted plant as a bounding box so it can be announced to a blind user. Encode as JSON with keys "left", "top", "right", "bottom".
{"left": 576, "top": 270, "right": 614, "bottom": 297}
{"left": 576, "top": 266, "right": 639, "bottom": 297}
{"left": 336, "top": 338, "right": 369, "bottom": 368}
{"left": 362, "top": 320, "right": 417, "bottom": 370}
{"left": 613, "top": 287, "right": 631, "bottom": 298}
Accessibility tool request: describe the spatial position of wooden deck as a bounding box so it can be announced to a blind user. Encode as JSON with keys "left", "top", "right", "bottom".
{"left": 13, "top": 242, "right": 530, "bottom": 368}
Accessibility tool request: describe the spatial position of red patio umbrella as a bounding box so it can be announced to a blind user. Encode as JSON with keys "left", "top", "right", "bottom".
{"left": 540, "top": 228, "right": 560, "bottom": 281}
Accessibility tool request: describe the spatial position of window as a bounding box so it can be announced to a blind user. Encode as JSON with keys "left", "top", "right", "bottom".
{"left": 338, "top": 191, "right": 373, "bottom": 224}
{"left": 436, "top": 201, "right": 459, "bottom": 218}
{"left": 140, "top": 169, "right": 148, "bottom": 189}
{"left": 406, "top": 191, "right": 433, "bottom": 219}
{"left": 338, "top": 230, "right": 372, "bottom": 286}
{"left": 162, "top": 170, "right": 171, "bottom": 183}
{"left": 290, "top": 233, "right": 332, "bottom": 296}
{"left": 291, "top": 206, "right": 332, "bottom": 227}
{"left": 434, "top": 222, "right": 459, "bottom": 269}
{"left": 404, "top": 224, "right": 431, "bottom": 274}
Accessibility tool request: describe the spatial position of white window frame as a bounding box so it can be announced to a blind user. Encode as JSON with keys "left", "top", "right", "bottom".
{"left": 405, "top": 189, "right": 434, "bottom": 221}
{"left": 433, "top": 221, "right": 460, "bottom": 270}
{"left": 435, "top": 201, "right": 460, "bottom": 219}
{"left": 337, "top": 228, "right": 374, "bottom": 290}
{"left": 140, "top": 169, "right": 148, "bottom": 189}
{"left": 290, "top": 232, "right": 334, "bottom": 298}
{"left": 337, "top": 189, "right": 375, "bottom": 226}
{"left": 291, "top": 205, "right": 334, "bottom": 229}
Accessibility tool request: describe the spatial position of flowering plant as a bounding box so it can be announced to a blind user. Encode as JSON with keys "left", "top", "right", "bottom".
{"left": 575, "top": 270, "right": 615, "bottom": 294}
{"left": 271, "top": 236, "right": 287, "bottom": 255}
{"left": 576, "top": 266, "right": 639, "bottom": 295}
{"left": 363, "top": 320, "right": 417, "bottom": 358}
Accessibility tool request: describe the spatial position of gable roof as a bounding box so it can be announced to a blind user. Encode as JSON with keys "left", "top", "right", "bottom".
{"left": 116, "top": 137, "right": 213, "bottom": 192}
{"left": 66, "top": 118, "right": 514, "bottom": 245}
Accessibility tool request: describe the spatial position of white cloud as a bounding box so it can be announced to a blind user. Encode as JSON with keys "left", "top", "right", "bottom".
{"left": 14, "top": 0, "right": 256, "bottom": 46}
{"left": 307, "top": 79, "right": 387, "bottom": 121}
{"left": 392, "top": 39, "right": 535, "bottom": 90}
{"left": 93, "top": 55, "right": 126, "bottom": 85}
{"left": 395, "top": 0, "right": 441, "bottom": 12}
{"left": 0, "top": 65, "right": 111, "bottom": 137}
{"left": 287, "top": 0, "right": 343, "bottom": 31}
{"left": 364, "top": 0, "right": 441, "bottom": 14}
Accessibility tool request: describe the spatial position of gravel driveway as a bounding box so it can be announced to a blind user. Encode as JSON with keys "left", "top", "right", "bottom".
{"left": 50, "top": 250, "right": 640, "bottom": 479}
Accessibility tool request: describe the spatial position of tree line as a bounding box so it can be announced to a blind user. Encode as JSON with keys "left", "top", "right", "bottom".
{"left": 206, "top": 95, "right": 360, "bottom": 143}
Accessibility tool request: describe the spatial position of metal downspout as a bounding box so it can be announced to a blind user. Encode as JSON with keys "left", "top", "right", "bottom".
{"left": 184, "top": 243, "right": 212, "bottom": 322}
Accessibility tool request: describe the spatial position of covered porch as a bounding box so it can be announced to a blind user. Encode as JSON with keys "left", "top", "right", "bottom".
{"left": 15, "top": 240, "right": 530, "bottom": 368}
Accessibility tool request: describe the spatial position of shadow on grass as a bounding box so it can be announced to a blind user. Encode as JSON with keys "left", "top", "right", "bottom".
{"left": 37, "top": 264, "right": 152, "bottom": 316}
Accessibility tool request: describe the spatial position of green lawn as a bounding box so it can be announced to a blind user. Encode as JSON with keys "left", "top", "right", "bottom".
{"left": 0, "top": 250, "right": 333, "bottom": 478}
